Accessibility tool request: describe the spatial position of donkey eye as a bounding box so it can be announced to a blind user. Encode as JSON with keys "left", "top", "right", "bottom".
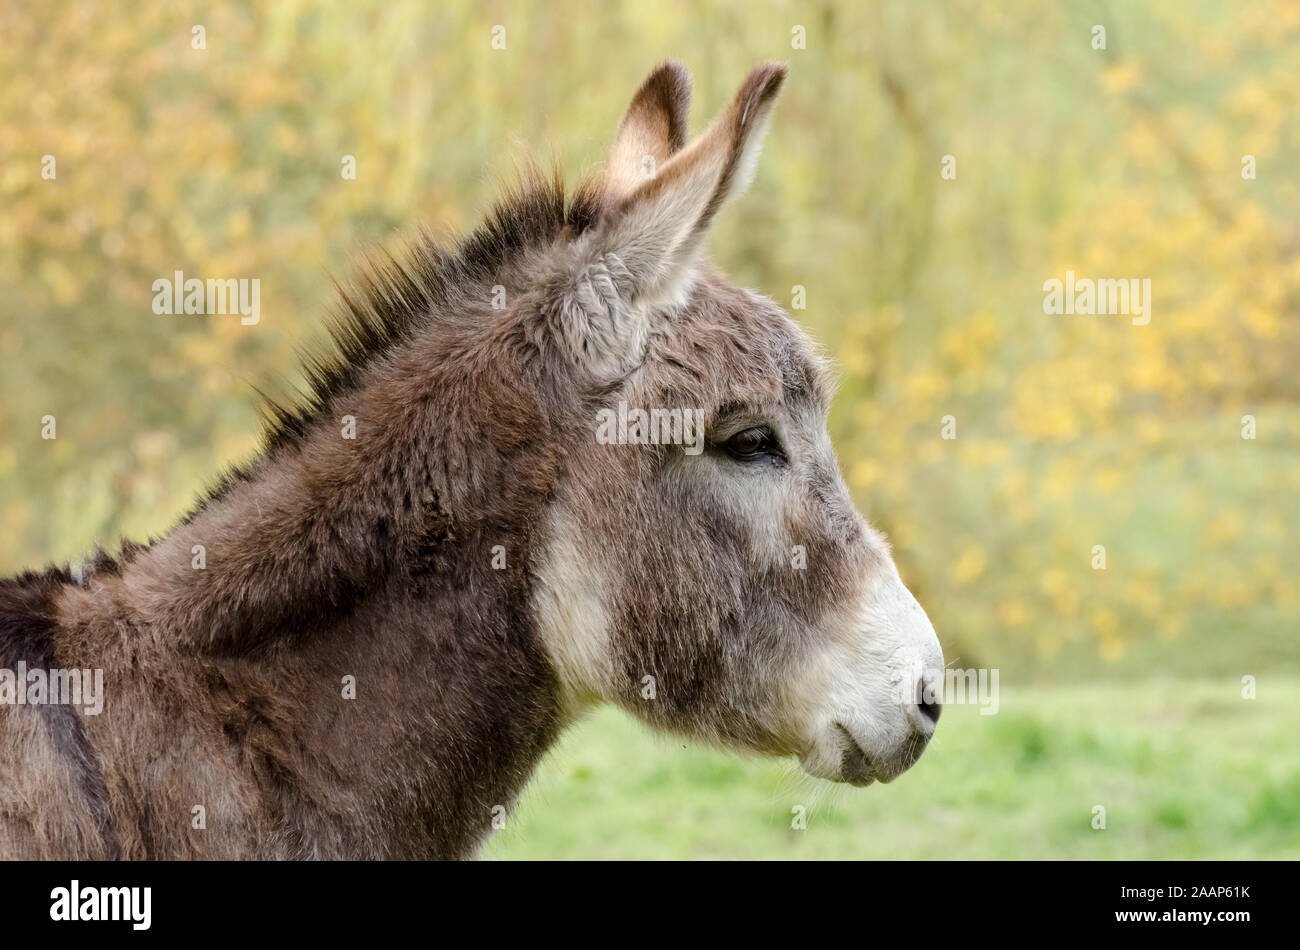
{"left": 725, "top": 427, "right": 775, "bottom": 460}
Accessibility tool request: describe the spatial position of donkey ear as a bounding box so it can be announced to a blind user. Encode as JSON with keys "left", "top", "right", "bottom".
{"left": 599, "top": 62, "right": 787, "bottom": 302}
{"left": 607, "top": 60, "right": 692, "bottom": 197}
{"left": 549, "top": 63, "right": 787, "bottom": 380}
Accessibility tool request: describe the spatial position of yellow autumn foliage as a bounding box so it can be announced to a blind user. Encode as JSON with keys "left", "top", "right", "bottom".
{"left": 0, "top": 0, "right": 1295, "bottom": 679}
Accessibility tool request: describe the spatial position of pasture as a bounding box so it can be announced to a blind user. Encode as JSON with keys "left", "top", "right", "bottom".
{"left": 487, "top": 678, "right": 1300, "bottom": 860}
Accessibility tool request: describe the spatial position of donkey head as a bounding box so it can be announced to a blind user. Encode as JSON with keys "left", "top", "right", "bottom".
{"left": 528, "top": 61, "right": 945, "bottom": 787}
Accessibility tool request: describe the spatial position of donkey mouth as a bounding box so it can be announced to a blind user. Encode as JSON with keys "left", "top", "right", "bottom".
{"left": 833, "top": 722, "right": 878, "bottom": 787}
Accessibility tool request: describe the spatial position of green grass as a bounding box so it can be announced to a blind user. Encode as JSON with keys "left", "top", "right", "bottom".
{"left": 484, "top": 677, "right": 1300, "bottom": 859}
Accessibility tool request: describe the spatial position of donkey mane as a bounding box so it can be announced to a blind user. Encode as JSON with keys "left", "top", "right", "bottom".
{"left": 48, "top": 166, "right": 603, "bottom": 595}
{"left": 262, "top": 165, "right": 605, "bottom": 451}
{"left": 180, "top": 164, "right": 605, "bottom": 530}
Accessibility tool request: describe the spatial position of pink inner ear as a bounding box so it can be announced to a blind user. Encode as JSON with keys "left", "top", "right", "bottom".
{"left": 607, "top": 61, "right": 693, "bottom": 201}
{"left": 595, "top": 62, "right": 787, "bottom": 304}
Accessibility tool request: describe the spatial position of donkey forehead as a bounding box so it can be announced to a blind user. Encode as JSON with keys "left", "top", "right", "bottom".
{"left": 641, "top": 277, "right": 834, "bottom": 416}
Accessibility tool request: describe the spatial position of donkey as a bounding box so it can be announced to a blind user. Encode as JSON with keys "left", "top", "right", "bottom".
{"left": 0, "top": 61, "right": 944, "bottom": 860}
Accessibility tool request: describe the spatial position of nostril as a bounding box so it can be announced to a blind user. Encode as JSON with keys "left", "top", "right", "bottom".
{"left": 916, "top": 676, "right": 942, "bottom": 725}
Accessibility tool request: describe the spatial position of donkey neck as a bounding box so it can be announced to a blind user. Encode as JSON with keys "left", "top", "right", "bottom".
{"left": 54, "top": 353, "right": 573, "bottom": 857}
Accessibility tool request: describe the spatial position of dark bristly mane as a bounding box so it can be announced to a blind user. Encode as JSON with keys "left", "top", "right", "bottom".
{"left": 266, "top": 161, "right": 604, "bottom": 453}
{"left": 182, "top": 163, "right": 605, "bottom": 527}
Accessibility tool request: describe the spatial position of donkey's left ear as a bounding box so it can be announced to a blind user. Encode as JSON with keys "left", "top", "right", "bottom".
{"left": 550, "top": 62, "right": 788, "bottom": 379}
{"left": 601, "top": 61, "right": 787, "bottom": 299}
{"left": 607, "top": 60, "right": 692, "bottom": 196}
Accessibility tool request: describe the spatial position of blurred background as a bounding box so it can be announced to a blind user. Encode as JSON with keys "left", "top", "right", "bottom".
{"left": 2, "top": 1, "right": 1296, "bottom": 857}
